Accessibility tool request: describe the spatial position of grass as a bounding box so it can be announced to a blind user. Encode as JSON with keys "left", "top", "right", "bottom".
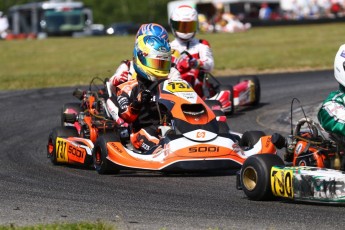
{"left": 1, "top": 22, "right": 344, "bottom": 90}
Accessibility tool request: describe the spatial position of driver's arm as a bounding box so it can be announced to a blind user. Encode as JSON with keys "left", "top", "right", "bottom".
{"left": 198, "top": 40, "right": 214, "bottom": 73}
{"left": 318, "top": 99, "right": 345, "bottom": 136}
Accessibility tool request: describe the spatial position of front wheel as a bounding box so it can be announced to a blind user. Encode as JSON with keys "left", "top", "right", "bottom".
{"left": 92, "top": 133, "right": 121, "bottom": 174}
{"left": 240, "top": 130, "right": 266, "bottom": 149}
{"left": 241, "top": 154, "right": 284, "bottom": 200}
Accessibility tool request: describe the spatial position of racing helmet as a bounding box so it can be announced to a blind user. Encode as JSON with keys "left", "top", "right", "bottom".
{"left": 334, "top": 44, "right": 345, "bottom": 87}
{"left": 136, "top": 23, "right": 169, "bottom": 42}
{"left": 133, "top": 35, "right": 171, "bottom": 82}
{"left": 170, "top": 5, "right": 198, "bottom": 42}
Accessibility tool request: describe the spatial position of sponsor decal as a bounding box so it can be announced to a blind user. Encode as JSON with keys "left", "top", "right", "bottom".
{"left": 341, "top": 50, "right": 345, "bottom": 58}
{"left": 110, "top": 142, "right": 123, "bottom": 154}
{"left": 294, "top": 175, "right": 345, "bottom": 200}
{"left": 152, "top": 143, "right": 171, "bottom": 159}
{"left": 271, "top": 167, "right": 293, "bottom": 198}
{"left": 56, "top": 138, "right": 86, "bottom": 163}
{"left": 232, "top": 143, "right": 244, "bottom": 155}
{"left": 264, "top": 136, "right": 272, "bottom": 148}
{"left": 295, "top": 143, "right": 303, "bottom": 155}
{"left": 141, "top": 142, "right": 150, "bottom": 151}
{"left": 196, "top": 131, "right": 206, "bottom": 138}
{"left": 188, "top": 146, "right": 220, "bottom": 153}
{"left": 118, "top": 96, "right": 129, "bottom": 109}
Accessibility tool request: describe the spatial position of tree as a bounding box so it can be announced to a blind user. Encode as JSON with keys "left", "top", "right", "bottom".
{"left": 0, "top": 0, "right": 172, "bottom": 26}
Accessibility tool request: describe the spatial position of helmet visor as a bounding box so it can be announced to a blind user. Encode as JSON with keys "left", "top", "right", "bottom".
{"left": 170, "top": 20, "right": 197, "bottom": 33}
{"left": 139, "top": 55, "right": 171, "bottom": 71}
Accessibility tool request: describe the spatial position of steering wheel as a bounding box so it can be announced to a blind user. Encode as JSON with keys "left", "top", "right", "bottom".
{"left": 293, "top": 117, "right": 319, "bottom": 139}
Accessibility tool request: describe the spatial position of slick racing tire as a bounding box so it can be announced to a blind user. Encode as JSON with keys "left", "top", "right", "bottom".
{"left": 241, "top": 154, "right": 284, "bottom": 201}
{"left": 47, "top": 126, "right": 78, "bottom": 165}
{"left": 93, "top": 133, "right": 121, "bottom": 174}
{"left": 204, "top": 100, "right": 224, "bottom": 117}
{"left": 61, "top": 102, "right": 81, "bottom": 127}
{"left": 238, "top": 76, "right": 260, "bottom": 106}
{"left": 239, "top": 131, "right": 266, "bottom": 149}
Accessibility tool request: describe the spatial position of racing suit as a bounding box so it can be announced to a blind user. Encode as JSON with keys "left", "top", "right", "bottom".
{"left": 106, "top": 76, "right": 161, "bottom": 153}
{"left": 318, "top": 84, "right": 345, "bottom": 136}
{"left": 318, "top": 84, "right": 345, "bottom": 170}
{"left": 107, "top": 59, "right": 180, "bottom": 128}
{"left": 170, "top": 37, "right": 214, "bottom": 97}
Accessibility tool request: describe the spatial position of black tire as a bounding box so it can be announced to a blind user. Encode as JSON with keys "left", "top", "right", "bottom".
{"left": 92, "top": 133, "right": 121, "bottom": 174}
{"left": 204, "top": 100, "right": 224, "bottom": 116}
{"left": 241, "top": 154, "right": 284, "bottom": 200}
{"left": 240, "top": 130, "right": 266, "bottom": 149}
{"left": 238, "top": 75, "right": 260, "bottom": 106}
{"left": 47, "top": 126, "right": 78, "bottom": 165}
{"left": 219, "top": 84, "right": 234, "bottom": 115}
{"left": 61, "top": 102, "right": 81, "bottom": 127}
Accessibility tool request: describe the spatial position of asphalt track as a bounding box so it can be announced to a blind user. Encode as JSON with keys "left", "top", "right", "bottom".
{"left": 0, "top": 70, "right": 343, "bottom": 230}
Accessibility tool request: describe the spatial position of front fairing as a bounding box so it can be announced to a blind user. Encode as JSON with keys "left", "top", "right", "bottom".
{"left": 155, "top": 79, "right": 219, "bottom": 140}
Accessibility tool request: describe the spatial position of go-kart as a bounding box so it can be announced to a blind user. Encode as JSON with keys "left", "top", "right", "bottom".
{"left": 48, "top": 77, "right": 121, "bottom": 165}
{"left": 236, "top": 99, "right": 345, "bottom": 203}
{"left": 47, "top": 77, "right": 276, "bottom": 174}
{"left": 175, "top": 51, "right": 260, "bottom": 115}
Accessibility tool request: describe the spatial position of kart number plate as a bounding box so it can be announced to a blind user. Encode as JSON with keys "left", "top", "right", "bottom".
{"left": 56, "top": 137, "right": 69, "bottom": 163}
{"left": 56, "top": 137, "right": 86, "bottom": 163}
{"left": 271, "top": 167, "right": 294, "bottom": 198}
{"left": 165, "top": 82, "right": 193, "bottom": 93}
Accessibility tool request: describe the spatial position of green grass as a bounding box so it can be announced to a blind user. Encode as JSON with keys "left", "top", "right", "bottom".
{"left": 1, "top": 22, "right": 344, "bottom": 90}
{"left": 0, "top": 221, "right": 115, "bottom": 230}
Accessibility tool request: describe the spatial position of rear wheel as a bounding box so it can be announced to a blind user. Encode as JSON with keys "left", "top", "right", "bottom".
{"left": 93, "top": 133, "right": 121, "bottom": 174}
{"left": 47, "top": 126, "right": 78, "bottom": 165}
{"left": 240, "top": 131, "right": 266, "bottom": 149}
{"left": 238, "top": 76, "right": 260, "bottom": 106}
{"left": 241, "top": 154, "right": 284, "bottom": 200}
{"left": 61, "top": 102, "right": 81, "bottom": 127}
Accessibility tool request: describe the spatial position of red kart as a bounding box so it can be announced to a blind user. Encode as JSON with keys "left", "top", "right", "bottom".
{"left": 175, "top": 51, "right": 260, "bottom": 115}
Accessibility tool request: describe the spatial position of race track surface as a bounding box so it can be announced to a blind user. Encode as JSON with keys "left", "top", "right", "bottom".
{"left": 1, "top": 70, "right": 343, "bottom": 229}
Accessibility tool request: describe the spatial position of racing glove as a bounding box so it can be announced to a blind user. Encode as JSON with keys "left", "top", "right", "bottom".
{"left": 130, "top": 90, "right": 152, "bottom": 113}
{"left": 138, "top": 90, "right": 152, "bottom": 104}
{"left": 177, "top": 58, "right": 191, "bottom": 73}
{"left": 189, "top": 58, "right": 202, "bottom": 69}
{"left": 113, "top": 71, "right": 129, "bottom": 86}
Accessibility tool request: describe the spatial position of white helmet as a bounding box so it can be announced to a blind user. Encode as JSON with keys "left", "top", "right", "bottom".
{"left": 170, "top": 5, "right": 198, "bottom": 42}
{"left": 334, "top": 44, "right": 345, "bottom": 87}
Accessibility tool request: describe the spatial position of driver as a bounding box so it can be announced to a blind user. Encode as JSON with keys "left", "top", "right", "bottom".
{"left": 169, "top": 5, "right": 214, "bottom": 97}
{"left": 318, "top": 44, "right": 345, "bottom": 137}
{"left": 108, "top": 23, "right": 180, "bottom": 94}
{"left": 106, "top": 34, "right": 171, "bottom": 152}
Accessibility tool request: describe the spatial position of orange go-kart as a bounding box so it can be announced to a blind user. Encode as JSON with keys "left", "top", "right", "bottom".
{"left": 272, "top": 117, "right": 343, "bottom": 170}
{"left": 47, "top": 78, "right": 276, "bottom": 174}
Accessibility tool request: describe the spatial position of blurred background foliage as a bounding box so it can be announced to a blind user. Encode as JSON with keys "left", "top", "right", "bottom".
{"left": 0, "top": 0, "right": 172, "bottom": 26}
